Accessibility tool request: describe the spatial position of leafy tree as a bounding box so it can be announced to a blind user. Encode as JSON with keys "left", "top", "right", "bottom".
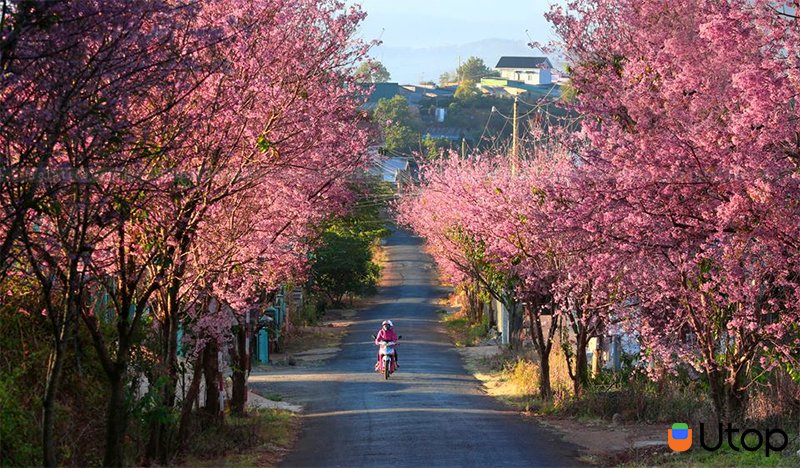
{"left": 454, "top": 79, "right": 481, "bottom": 101}
{"left": 456, "top": 56, "right": 496, "bottom": 82}
{"left": 373, "top": 95, "right": 419, "bottom": 153}
{"left": 422, "top": 135, "right": 444, "bottom": 160}
{"left": 439, "top": 71, "right": 455, "bottom": 85}
{"left": 311, "top": 228, "right": 380, "bottom": 306}
{"left": 310, "top": 181, "right": 391, "bottom": 306}
{"left": 356, "top": 59, "right": 391, "bottom": 83}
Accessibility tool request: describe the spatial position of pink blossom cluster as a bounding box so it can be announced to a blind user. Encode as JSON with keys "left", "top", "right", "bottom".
{"left": 401, "top": 0, "right": 800, "bottom": 418}
{"left": 0, "top": 0, "right": 370, "bottom": 434}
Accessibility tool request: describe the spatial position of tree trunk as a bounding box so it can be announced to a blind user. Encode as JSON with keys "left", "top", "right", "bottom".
{"left": 464, "top": 283, "right": 482, "bottom": 324}
{"left": 42, "top": 281, "right": 79, "bottom": 467}
{"left": 203, "top": 341, "right": 221, "bottom": 417}
{"left": 230, "top": 326, "right": 247, "bottom": 416}
{"left": 526, "top": 302, "right": 554, "bottom": 400}
{"left": 509, "top": 300, "right": 523, "bottom": 350}
{"left": 572, "top": 329, "right": 590, "bottom": 397}
{"left": 708, "top": 367, "right": 747, "bottom": 425}
{"left": 42, "top": 332, "right": 69, "bottom": 467}
{"left": 539, "top": 353, "right": 552, "bottom": 400}
{"left": 177, "top": 353, "right": 204, "bottom": 453}
{"left": 102, "top": 371, "right": 128, "bottom": 467}
{"left": 145, "top": 298, "right": 181, "bottom": 464}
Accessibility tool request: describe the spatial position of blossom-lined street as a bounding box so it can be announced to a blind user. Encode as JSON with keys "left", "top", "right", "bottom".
{"left": 252, "top": 229, "right": 582, "bottom": 467}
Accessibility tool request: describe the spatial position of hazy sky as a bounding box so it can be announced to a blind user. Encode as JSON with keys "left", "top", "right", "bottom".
{"left": 349, "top": 0, "right": 560, "bottom": 49}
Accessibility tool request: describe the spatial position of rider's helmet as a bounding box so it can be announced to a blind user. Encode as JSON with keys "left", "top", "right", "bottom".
{"left": 382, "top": 320, "right": 393, "bottom": 330}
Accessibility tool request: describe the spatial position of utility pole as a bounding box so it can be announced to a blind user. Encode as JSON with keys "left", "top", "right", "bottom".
{"left": 511, "top": 95, "right": 519, "bottom": 176}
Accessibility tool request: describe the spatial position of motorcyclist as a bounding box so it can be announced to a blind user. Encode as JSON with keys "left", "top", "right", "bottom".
{"left": 375, "top": 320, "right": 399, "bottom": 371}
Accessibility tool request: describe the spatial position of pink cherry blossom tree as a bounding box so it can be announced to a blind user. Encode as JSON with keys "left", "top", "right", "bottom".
{"left": 399, "top": 146, "right": 623, "bottom": 398}
{"left": 0, "top": 1, "right": 207, "bottom": 464}
{"left": 546, "top": 0, "right": 800, "bottom": 422}
{"left": 2, "top": 0, "right": 370, "bottom": 464}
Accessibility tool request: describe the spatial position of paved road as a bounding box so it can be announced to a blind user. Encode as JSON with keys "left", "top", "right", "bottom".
{"left": 251, "top": 229, "right": 583, "bottom": 467}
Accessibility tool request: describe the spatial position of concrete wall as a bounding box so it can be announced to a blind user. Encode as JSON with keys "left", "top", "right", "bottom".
{"left": 493, "top": 297, "right": 511, "bottom": 345}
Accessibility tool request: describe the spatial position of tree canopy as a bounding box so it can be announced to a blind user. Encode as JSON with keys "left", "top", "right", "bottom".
{"left": 456, "top": 57, "right": 496, "bottom": 82}
{"left": 373, "top": 95, "right": 419, "bottom": 154}
{"left": 356, "top": 59, "right": 391, "bottom": 83}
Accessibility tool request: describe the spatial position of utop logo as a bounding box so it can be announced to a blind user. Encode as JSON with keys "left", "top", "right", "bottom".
{"left": 668, "top": 423, "right": 692, "bottom": 452}
{"left": 667, "top": 422, "right": 788, "bottom": 456}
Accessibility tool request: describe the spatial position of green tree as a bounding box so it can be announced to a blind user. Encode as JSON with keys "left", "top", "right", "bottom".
{"left": 422, "top": 135, "right": 446, "bottom": 160}
{"left": 356, "top": 59, "right": 391, "bottom": 83}
{"left": 439, "top": 71, "right": 455, "bottom": 85}
{"left": 310, "top": 181, "right": 392, "bottom": 306}
{"left": 456, "top": 56, "right": 496, "bottom": 82}
{"left": 454, "top": 79, "right": 481, "bottom": 101}
{"left": 373, "top": 95, "right": 419, "bottom": 153}
{"left": 311, "top": 229, "right": 380, "bottom": 306}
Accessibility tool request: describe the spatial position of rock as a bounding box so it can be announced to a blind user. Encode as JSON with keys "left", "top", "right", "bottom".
{"left": 611, "top": 413, "right": 623, "bottom": 426}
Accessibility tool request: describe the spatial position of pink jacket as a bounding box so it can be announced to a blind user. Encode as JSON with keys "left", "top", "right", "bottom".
{"left": 375, "top": 328, "right": 398, "bottom": 344}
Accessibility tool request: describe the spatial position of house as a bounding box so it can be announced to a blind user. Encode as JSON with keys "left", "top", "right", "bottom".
{"left": 358, "top": 82, "right": 402, "bottom": 110}
{"left": 494, "top": 56, "right": 553, "bottom": 85}
{"left": 399, "top": 84, "right": 455, "bottom": 106}
{"left": 478, "top": 78, "right": 531, "bottom": 97}
{"left": 478, "top": 77, "right": 563, "bottom": 102}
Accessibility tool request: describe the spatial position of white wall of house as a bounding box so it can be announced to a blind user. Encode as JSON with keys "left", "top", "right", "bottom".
{"left": 498, "top": 68, "right": 552, "bottom": 85}
{"left": 535, "top": 68, "right": 551, "bottom": 85}
{"left": 493, "top": 297, "right": 511, "bottom": 345}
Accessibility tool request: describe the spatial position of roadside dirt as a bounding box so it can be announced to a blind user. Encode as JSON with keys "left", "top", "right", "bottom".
{"left": 456, "top": 345, "right": 667, "bottom": 465}
{"left": 256, "top": 307, "right": 358, "bottom": 368}
{"left": 245, "top": 306, "right": 361, "bottom": 466}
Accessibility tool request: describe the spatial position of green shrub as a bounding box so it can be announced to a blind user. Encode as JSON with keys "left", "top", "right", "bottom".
{"left": 0, "top": 368, "right": 40, "bottom": 465}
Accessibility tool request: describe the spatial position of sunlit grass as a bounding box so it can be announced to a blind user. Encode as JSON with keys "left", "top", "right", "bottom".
{"left": 180, "top": 409, "right": 296, "bottom": 467}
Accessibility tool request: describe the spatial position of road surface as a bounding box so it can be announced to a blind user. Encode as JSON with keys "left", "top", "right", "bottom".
{"left": 251, "top": 229, "right": 583, "bottom": 467}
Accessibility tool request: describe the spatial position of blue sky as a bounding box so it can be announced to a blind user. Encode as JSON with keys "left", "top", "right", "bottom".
{"left": 348, "top": 0, "right": 562, "bottom": 83}
{"left": 349, "top": 0, "right": 559, "bottom": 48}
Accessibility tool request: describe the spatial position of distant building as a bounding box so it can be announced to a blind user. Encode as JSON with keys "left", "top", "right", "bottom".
{"left": 478, "top": 77, "right": 561, "bottom": 100}
{"left": 399, "top": 85, "right": 454, "bottom": 106}
{"left": 358, "top": 82, "right": 401, "bottom": 110}
{"left": 366, "top": 146, "right": 411, "bottom": 186}
{"left": 494, "top": 56, "right": 553, "bottom": 85}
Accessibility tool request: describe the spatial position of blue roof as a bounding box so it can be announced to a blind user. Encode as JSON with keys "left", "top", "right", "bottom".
{"left": 360, "top": 82, "right": 401, "bottom": 104}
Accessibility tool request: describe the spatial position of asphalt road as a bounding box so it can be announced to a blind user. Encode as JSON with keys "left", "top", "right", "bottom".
{"left": 251, "top": 229, "right": 583, "bottom": 467}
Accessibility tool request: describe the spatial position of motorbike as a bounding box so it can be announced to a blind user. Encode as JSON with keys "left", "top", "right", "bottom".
{"left": 373, "top": 335, "right": 401, "bottom": 379}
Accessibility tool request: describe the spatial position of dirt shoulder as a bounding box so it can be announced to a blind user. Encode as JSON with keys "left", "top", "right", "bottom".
{"left": 241, "top": 306, "right": 364, "bottom": 466}
{"left": 455, "top": 341, "right": 666, "bottom": 466}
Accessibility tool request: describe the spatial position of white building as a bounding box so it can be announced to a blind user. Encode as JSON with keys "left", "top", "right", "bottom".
{"left": 494, "top": 56, "right": 553, "bottom": 86}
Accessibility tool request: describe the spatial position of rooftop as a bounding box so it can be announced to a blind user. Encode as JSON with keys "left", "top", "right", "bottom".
{"left": 495, "top": 56, "right": 552, "bottom": 70}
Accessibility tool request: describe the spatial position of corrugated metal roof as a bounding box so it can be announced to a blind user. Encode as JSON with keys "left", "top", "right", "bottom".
{"left": 495, "top": 56, "right": 552, "bottom": 70}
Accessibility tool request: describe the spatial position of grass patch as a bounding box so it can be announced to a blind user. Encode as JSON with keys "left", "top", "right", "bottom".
{"left": 180, "top": 409, "right": 297, "bottom": 467}
{"left": 281, "top": 326, "right": 346, "bottom": 355}
{"left": 441, "top": 309, "right": 489, "bottom": 347}
{"left": 623, "top": 438, "right": 795, "bottom": 467}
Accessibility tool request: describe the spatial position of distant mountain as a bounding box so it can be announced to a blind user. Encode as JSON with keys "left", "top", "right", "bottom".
{"left": 370, "top": 38, "right": 557, "bottom": 85}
